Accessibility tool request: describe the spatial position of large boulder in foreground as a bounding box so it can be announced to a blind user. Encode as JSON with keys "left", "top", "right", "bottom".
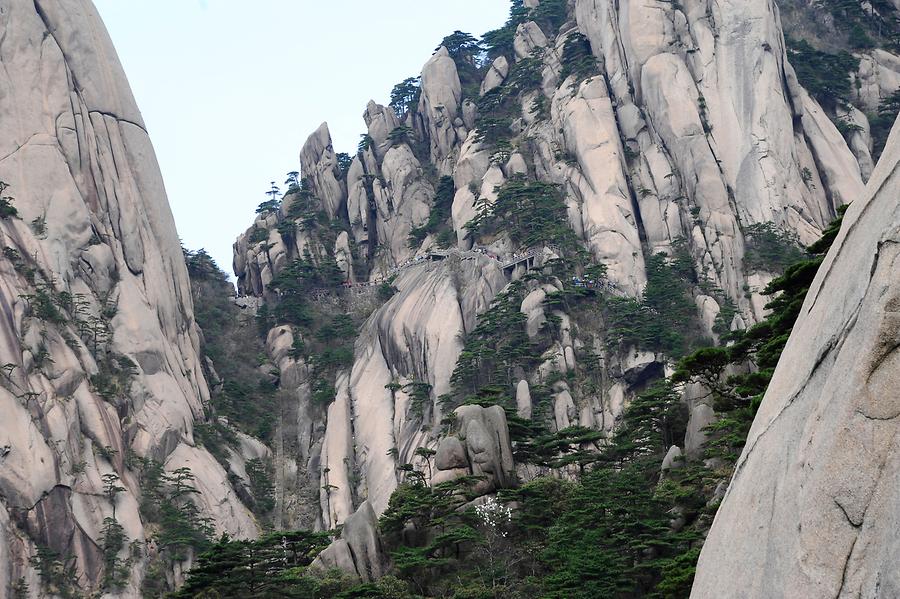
{"left": 691, "top": 119, "right": 900, "bottom": 598}
{"left": 310, "top": 501, "right": 388, "bottom": 582}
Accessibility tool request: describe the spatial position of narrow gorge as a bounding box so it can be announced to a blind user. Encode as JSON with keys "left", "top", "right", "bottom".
{"left": 1, "top": 0, "right": 899, "bottom": 597}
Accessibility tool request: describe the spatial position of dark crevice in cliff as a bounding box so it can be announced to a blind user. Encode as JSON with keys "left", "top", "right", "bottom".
{"left": 88, "top": 110, "right": 147, "bottom": 134}
{"left": 0, "top": 134, "right": 44, "bottom": 164}
{"left": 854, "top": 408, "right": 900, "bottom": 421}
{"left": 834, "top": 498, "right": 863, "bottom": 529}
{"left": 835, "top": 536, "right": 858, "bottom": 599}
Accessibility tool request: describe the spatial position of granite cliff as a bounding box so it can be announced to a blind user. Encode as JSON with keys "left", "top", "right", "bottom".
{"left": 233, "top": 0, "right": 882, "bottom": 541}
{"left": 691, "top": 99, "right": 900, "bottom": 599}
{"left": 0, "top": 1, "right": 256, "bottom": 595}
{"left": 3, "top": 0, "right": 900, "bottom": 596}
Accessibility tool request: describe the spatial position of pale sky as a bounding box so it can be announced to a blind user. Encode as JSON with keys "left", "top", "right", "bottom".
{"left": 93, "top": 0, "right": 510, "bottom": 277}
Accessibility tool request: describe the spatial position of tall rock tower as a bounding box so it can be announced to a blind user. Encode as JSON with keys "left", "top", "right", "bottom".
{"left": 0, "top": 1, "right": 256, "bottom": 595}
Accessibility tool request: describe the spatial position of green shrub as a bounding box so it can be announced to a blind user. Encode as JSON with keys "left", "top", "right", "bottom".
{"left": 31, "top": 216, "right": 46, "bottom": 236}
{"left": 285, "top": 189, "right": 329, "bottom": 230}
{"left": 451, "top": 282, "right": 536, "bottom": 397}
{"left": 249, "top": 227, "right": 269, "bottom": 244}
{"left": 505, "top": 55, "right": 543, "bottom": 94}
{"left": 388, "top": 125, "right": 415, "bottom": 146}
{"left": 30, "top": 547, "right": 80, "bottom": 599}
{"left": 817, "top": 0, "right": 897, "bottom": 50}
{"left": 358, "top": 134, "right": 374, "bottom": 154}
{"left": 311, "top": 377, "right": 336, "bottom": 406}
{"left": 439, "top": 31, "right": 484, "bottom": 99}
{"left": 194, "top": 420, "right": 239, "bottom": 467}
{"left": 172, "top": 530, "right": 333, "bottom": 598}
{"left": 0, "top": 181, "right": 17, "bottom": 219}
{"left": 246, "top": 457, "right": 275, "bottom": 514}
{"left": 482, "top": 0, "right": 566, "bottom": 60}
{"left": 336, "top": 152, "right": 353, "bottom": 177}
{"left": 186, "top": 249, "right": 278, "bottom": 442}
{"left": 378, "top": 281, "right": 399, "bottom": 301}
{"left": 468, "top": 177, "right": 575, "bottom": 249}
{"left": 529, "top": 0, "right": 567, "bottom": 35}
{"left": 435, "top": 229, "right": 457, "bottom": 248}
{"left": 786, "top": 38, "right": 858, "bottom": 108}
{"left": 99, "top": 517, "right": 129, "bottom": 590}
{"left": 153, "top": 467, "right": 215, "bottom": 561}
{"left": 90, "top": 353, "right": 137, "bottom": 405}
{"left": 408, "top": 176, "right": 455, "bottom": 248}
{"left": 472, "top": 115, "right": 513, "bottom": 147}
{"left": 605, "top": 243, "right": 703, "bottom": 357}
{"left": 256, "top": 199, "right": 281, "bottom": 215}
{"left": 482, "top": 1, "right": 530, "bottom": 59}
{"left": 390, "top": 77, "right": 422, "bottom": 118}
{"left": 560, "top": 33, "right": 598, "bottom": 82}
{"left": 743, "top": 222, "right": 807, "bottom": 274}
{"left": 870, "top": 88, "right": 900, "bottom": 161}
{"left": 317, "top": 346, "right": 355, "bottom": 370}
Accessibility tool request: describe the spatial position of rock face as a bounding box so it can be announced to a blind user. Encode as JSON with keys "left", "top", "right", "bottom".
{"left": 336, "top": 254, "right": 508, "bottom": 517}
{"left": 230, "top": 0, "right": 891, "bottom": 549}
{"left": 300, "top": 123, "right": 347, "bottom": 219}
{"left": 0, "top": 1, "right": 256, "bottom": 594}
{"left": 6, "top": 0, "right": 899, "bottom": 593}
{"left": 565, "top": 0, "right": 866, "bottom": 304}
{"left": 691, "top": 119, "right": 900, "bottom": 598}
{"left": 310, "top": 501, "right": 389, "bottom": 582}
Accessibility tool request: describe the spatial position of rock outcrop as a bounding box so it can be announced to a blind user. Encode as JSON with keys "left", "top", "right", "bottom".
{"left": 0, "top": 1, "right": 256, "bottom": 594}
{"left": 230, "top": 0, "right": 893, "bottom": 549}
{"left": 691, "top": 116, "right": 900, "bottom": 599}
{"left": 418, "top": 47, "right": 464, "bottom": 174}
{"left": 442, "top": 405, "right": 516, "bottom": 493}
{"left": 568, "top": 0, "right": 865, "bottom": 304}
{"left": 334, "top": 254, "right": 508, "bottom": 517}
{"left": 310, "top": 501, "right": 389, "bottom": 582}
{"left": 300, "top": 123, "right": 347, "bottom": 219}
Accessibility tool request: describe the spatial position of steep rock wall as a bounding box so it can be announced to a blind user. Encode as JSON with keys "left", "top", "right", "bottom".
{"left": 231, "top": 0, "right": 884, "bottom": 541}
{"left": 691, "top": 114, "right": 900, "bottom": 599}
{"left": 0, "top": 1, "right": 256, "bottom": 594}
{"left": 567, "top": 0, "right": 863, "bottom": 303}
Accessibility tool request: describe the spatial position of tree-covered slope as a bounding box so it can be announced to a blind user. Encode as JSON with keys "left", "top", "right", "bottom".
{"left": 170, "top": 0, "right": 894, "bottom": 596}
{"left": 180, "top": 210, "right": 846, "bottom": 598}
{"left": 2, "top": 0, "right": 896, "bottom": 596}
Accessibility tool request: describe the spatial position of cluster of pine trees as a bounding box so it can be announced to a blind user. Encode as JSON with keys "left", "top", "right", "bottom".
{"left": 177, "top": 193, "right": 844, "bottom": 597}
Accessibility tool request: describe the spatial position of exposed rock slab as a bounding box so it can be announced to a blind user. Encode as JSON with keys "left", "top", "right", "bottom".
{"left": 0, "top": 1, "right": 258, "bottom": 591}
{"left": 691, "top": 119, "right": 900, "bottom": 598}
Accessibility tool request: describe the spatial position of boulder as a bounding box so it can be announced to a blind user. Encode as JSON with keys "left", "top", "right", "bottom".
{"left": 661, "top": 446, "right": 683, "bottom": 473}
{"left": 455, "top": 404, "right": 516, "bottom": 491}
{"left": 311, "top": 501, "right": 388, "bottom": 582}
{"left": 514, "top": 21, "right": 549, "bottom": 60}
{"left": 516, "top": 380, "right": 533, "bottom": 420}
{"left": 481, "top": 56, "right": 510, "bottom": 96}
{"left": 435, "top": 437, "right": 468, "bottom": 471}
